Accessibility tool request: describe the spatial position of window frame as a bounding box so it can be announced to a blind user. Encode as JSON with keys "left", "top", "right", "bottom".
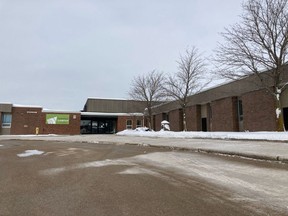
{"left": 2, "top": 113, "right": 12, "bottom": 128}
{"left": 126, "top": 119, "right": 133, "bottom": 129}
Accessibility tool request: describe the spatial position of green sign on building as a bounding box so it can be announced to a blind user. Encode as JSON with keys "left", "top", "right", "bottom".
{"left": 46, "top": 114, "right": 70, "bottom": 125}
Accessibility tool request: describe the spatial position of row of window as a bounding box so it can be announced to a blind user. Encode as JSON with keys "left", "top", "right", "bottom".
{"left": 126, "top": 119, "right": 142, "bottom": 129}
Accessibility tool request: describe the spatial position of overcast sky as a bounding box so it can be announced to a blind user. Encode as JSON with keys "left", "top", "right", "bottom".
{"left": 0, "top": 0, "right": 244, "bottom": 111}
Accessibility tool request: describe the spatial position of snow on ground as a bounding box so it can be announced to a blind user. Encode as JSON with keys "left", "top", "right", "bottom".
{"left": 17, "top": 150, "right": 44, "bottom": 157}
{"left": 117, "top": 129, "right": 288, "bottom": 141}
{"left": 1, "top": 129, "right": 288, "bottom": 142}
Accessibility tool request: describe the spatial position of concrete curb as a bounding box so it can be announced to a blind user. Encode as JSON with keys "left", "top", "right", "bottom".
{"left": 96, "top": 140, "right": 288, "bottom": 164}
{"left": 153, "top": 146, "right": 288, "bottom": 164}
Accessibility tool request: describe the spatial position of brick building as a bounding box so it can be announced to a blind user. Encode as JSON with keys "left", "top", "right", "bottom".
{"left": 0, "top": 103, "right": 80, "bottom": 135}
{"left": 1, "top": 68, "right": 288, "bottom": 135}
{"left": 152, "top": 70, "right": 288, "bottom": 132}
{"left": 80, "top": 98, "right": 146, "bottom": 134}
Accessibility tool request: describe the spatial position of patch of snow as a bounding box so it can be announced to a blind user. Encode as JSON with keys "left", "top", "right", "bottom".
{"left": 161, "top": 120, "right": 169, "bottom": 124}
{"left": 17, "top": 150, "right": 44, "bottom": 157}
{"left": 135, "top": 127, "right": 150, "bottom": 132}
{"left": 118, "top": 167, "right": 156, "bottom": 175}
{"left": 276, "top": 108, "right": 282, "bottom": 118}
{"left": 10, "top": 134, "right": 58, "bottom": 138}
{"left": 0, "top": 144, "right": 3, "bottom": 147}
{"left": 276, "top": 88, "right": 281, "bottom": 101}
{"left": 161, "top": 120, "right": 170, "bottom": 131}
{"left": 40, "top": 159, "right": 135, "bottom": 175}
{"left": 276, "top": 87, "right": 281, "bottom": 94}
{"left": 117, "top": 130, "right": 288, "bottom": 141}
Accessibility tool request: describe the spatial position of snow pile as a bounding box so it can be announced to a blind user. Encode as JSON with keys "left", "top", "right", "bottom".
{"left": 17, "top": 150, "right": 44, "bottom": 157}
{"left": 117, "top": 130, "right": 288, "bottom": 141}
{"left": 134, "top": 127, "right": 151, "bottom": 132}
{"left": 161, "top": 120, "right": 170, "bottom": 131}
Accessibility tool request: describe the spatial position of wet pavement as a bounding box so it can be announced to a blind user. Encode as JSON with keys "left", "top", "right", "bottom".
{"left": 1, "top": 139, "right": 288, "bottom": 216}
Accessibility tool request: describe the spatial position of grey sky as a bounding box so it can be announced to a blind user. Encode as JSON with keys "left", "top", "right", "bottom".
{"left": 0, "top": 0, "right": 243, "bottom": 111}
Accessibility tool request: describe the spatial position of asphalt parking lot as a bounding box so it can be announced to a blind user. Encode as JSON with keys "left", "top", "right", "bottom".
{"left": 1, "top": 140, "right": 287, "bottom": 216}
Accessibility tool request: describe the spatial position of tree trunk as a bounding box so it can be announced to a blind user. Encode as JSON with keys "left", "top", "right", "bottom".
{"left": 148, "top": 107, "right": 153, "bottom": 130}
{"left": 275, "top": 98, "right": 285, "bottom": 131}
{"left": 182, "top": 107, "right": 187, "bottom": 131}
{"left": 149, "top": 115, "right": 153, "bottom": 130}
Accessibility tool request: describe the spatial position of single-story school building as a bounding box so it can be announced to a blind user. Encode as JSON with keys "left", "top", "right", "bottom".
{"left": 152, "top": 75, "right": 288, "bottom": 132}
{"left": 0, "top": 103, "right": 81, "bottom": 135}
{"left": 80, "top": 98, "right": 146, "bottom": 134}
{"left": 1, "top": 68, "right": 288, "bottom": 135}
{"left": 0, "top": 99, "right": 146, "bottom": 135}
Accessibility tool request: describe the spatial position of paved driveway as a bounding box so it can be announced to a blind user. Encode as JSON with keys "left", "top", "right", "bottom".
{"left": 0, "top": 140, "right": 287, "bottom": 216}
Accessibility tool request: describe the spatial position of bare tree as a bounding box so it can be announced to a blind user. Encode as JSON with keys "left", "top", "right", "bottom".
{"left": 165, "top": 47, "right": 207, "bottom": 131}
{"left": 128, "top": 70, "right": 166, "bottom": 130}
{"left": 214, "top": 0, "right": 288, "bottom": 131}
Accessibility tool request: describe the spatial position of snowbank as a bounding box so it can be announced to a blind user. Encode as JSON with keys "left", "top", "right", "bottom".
{"left": 117, "top": 130, "right": 288, "bottom": 141}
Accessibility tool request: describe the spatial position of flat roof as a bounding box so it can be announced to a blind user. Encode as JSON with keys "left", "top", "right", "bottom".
{"left": 43, "top": 109, "right": 80, "bottom": 114}
{"left": 87, "top": 97, "right": 128, "bottom": 101}
{"left": 81, "top": 112, "right": 143, "bottom": 117}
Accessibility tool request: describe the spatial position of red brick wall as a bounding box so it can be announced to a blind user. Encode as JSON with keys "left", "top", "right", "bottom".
{"left": 41, "top": 113, "right": 81, "bottom": 135}
{"left": 10, "top": 107, "right": 80, "bottom": 135}
{"left": 117, "top": 116, "right": 127, "bottom": 132}
{"left": 186, "top": 105, "right": 201, "bottom": 131}
{"left": 169, "top": 109, "right": 183, "bottom": 131}
{"left": 0, "top": 112, "right": 2, "bottom": 133}
{"left": 117, "top": 116, "right": 144, "bottom": 132}
{"left": 207, "top": 103, "right": 212, "bottom": 132}
{"left": 154, "top": 113, "right": 163, "bottom": 131}
{"left": 10, "top": 107, "right": 42, "bottom": 135}
{"left": 242, "top": 89, "right": 277, "bottom": 131}
{"left": 211, "top": 97, "right": 239, "bottom": 131}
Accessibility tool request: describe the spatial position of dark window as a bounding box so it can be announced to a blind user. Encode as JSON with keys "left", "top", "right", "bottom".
{"left": 162, "top": 113, "right": 169, "bottom": 121}
{"left": 201, "top": 118, "right": 207, "bottom": 132}
{"left": 136, "top": 119, "right": 142, "bottom": 128}
{"left": 283, "top": 107, "right": 288, "bottom": 131}
{"left": 238, "top": 99, "right": 243, "bottom": 121}
{"left": 81, "top": 118, "right": 117, "bottom": 134}
{"left": 126, "top": 120, "right": 132, "bottom": 129}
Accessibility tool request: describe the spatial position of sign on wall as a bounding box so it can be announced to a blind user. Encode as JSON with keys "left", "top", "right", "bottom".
{"left": 46, "top": 114, "right": 70, "bottom": 125}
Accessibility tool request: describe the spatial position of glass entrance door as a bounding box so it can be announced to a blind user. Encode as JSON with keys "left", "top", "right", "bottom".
{"left": 81, "top": 118, "right": 117, "bottom": 134}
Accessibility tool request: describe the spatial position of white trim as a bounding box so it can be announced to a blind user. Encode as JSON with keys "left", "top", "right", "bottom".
{"left": 87, "top": 97, "right": 128, "bottom": 101}
{"left": 81, "top": 112, "right": 143, "bottom": 117}
{"left": 43, "top": 109, "right": 80, "bottom": 114}
{"left": 13, "top": 104, "right": 42, "bottom": 108}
